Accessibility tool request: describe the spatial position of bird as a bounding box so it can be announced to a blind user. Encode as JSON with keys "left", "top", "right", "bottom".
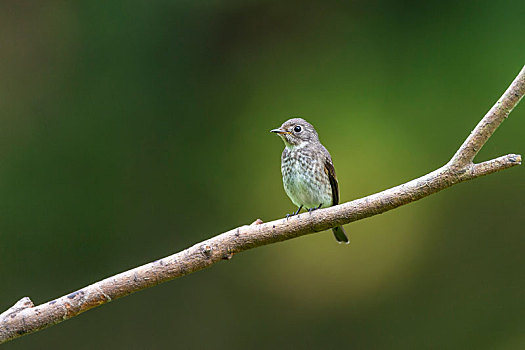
{"left": 271, "top": 118, "right": 349, "bottom": 244}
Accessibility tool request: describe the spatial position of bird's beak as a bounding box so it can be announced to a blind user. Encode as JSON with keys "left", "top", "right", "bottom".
{"left": 270, "top": 128, "right": 290, "bottom": 134}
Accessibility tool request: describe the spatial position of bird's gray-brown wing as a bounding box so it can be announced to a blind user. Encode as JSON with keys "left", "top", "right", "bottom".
{"left": 324, "top": 155, "right": 349, "bottom": 243}
{"left": 324, "top": 157, "right": 339, "bottom": 206}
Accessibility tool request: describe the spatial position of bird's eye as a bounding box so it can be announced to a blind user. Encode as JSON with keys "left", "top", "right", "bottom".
{"left": 294, "top": 125, "right": 302, "bottom": 133}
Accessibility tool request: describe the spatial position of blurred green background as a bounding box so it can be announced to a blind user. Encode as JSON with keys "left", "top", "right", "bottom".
{"left": 1, "top": 1, "right": 524, "bottom": 348}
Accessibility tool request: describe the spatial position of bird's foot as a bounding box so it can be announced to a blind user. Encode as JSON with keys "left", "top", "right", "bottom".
{"left": 286, "top": 205, "right": 303, "bottom": 220}
{"left": 308, "top": 204, "right": 323, "bottom": 215}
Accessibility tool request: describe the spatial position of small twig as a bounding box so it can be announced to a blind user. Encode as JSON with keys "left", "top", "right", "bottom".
{"left": 450, "top": 67, "right": 525, "bottom": 167}
{"left": 1, "top": 65, "right": 523, "bottom": 344}
{"left": 0, "top": 298, "right": 34, "bottom": 321}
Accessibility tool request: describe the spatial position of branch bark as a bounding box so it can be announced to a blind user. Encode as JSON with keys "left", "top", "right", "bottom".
{"left": 1, "top": 65, "right": 524, "bottom": 344}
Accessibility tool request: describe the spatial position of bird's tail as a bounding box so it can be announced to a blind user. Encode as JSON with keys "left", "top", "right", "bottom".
{"left": 332, "top": 226, "right": 349, "bottom": 244}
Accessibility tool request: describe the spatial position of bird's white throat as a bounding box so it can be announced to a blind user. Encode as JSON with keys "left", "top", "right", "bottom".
{"left": 285, "top": 141, "right": 308, "bottom": 151}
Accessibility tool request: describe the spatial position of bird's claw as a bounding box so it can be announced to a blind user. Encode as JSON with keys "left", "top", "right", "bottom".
{"left": 308, "top": 204, "right": 323, "bottom": 215}
{"left": 286, "top": 205, "right": 303, "bottom": 220}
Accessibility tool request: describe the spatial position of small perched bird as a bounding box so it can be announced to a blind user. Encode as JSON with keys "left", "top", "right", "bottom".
{"left": 271, "top": 118, "right": 349, "bottom": 244}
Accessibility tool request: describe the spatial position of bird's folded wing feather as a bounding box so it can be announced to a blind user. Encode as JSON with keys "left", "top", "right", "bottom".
{"left": 324, "top": 158, "right": 339, "bottom": 206}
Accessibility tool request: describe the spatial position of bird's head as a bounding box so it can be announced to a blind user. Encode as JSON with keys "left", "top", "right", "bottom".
{"left": 271, "top": 118, "right": 319, "bottom": 147}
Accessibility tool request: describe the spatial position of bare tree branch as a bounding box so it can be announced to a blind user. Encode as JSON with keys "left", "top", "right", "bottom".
{"left": 1, "top": 65, "right": 524, "bottom": 344}
{"left": 450, "top": 67, "right": 525, "bottom": 167}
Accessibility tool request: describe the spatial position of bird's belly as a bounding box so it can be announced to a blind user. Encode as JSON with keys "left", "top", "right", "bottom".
{"left": 282, "top": 163, "right": 332, "bottom": 209}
